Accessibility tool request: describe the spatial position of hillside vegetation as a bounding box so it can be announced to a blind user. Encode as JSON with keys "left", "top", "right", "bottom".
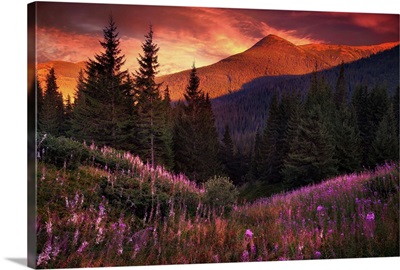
{"left": 35, "top": 135, "right": 399, "bottom": 268}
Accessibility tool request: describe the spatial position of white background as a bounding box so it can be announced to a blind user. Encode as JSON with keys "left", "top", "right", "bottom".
{"left": 0, "top": 0, "right": 399, "bottom": 269}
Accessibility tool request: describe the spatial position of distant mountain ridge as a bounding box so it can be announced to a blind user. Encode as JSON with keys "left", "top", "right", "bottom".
{"left": 37, "top": 35, "right": 399, "bottom": 101}
{"left": 157, "top": 35, "right": 399, "bottom": 100}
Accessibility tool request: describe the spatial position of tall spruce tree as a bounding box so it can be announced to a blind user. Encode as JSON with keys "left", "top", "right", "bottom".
{"left": 332, "top": 66, "right": 361, "bottom": 173}
{"left": 173, "top": 101, "right": 191, "bottom": 174}
{"left": 160, "top": 86, "right": 174, "bottom": 169}
{"left": 334, "top": 62, "right": 347, "bottom": 108}
{"left": 371, "top": 105, "right": 399, "bottom": 164}
{"left": 134, "top": 25, "right": 170, "bottom": 168}
{"left": 282, "top": 76, "right": 337, "bottom": 188}
{"left": 220, "top": 125, "right": 235, "bottom": 179}
{"left": 173, "top": 65, "right": 221, "bottom": 183}
{"left": 258, "top": 94, "right": 280, "bottom": 183}
{"left": 199, "top": 93, "right": 221, "bottom": 178}
{"left": 39, "top": 67, "right": 64, "bottom": 136}
{"left": 60, "top": 94, "right": 73, "bottom": 136}
{"left": 393, "top": 86, "right": 399, "bottom": 139}
{"left": 364, "top": 85, "right": 389, "bottom": 167}
{"left": 352, "top": 85, "right": 371, "bottom": 167}
{"left": 71, "top": 16, "right": 133, "bottom": 149}
{"left": 333, "top": 105, "right": 361, "bottom": 173}
{"left": 257, "top": 92, "right": 293, "bottom": 184}
{"left": 36, "top": 77, "right": 44, "bottom": 132}
{"left": 71, "top": 70, "right": 89, "bottom": 140}
{"left": 249, "top": 128, "right": 263, "bottom": 181}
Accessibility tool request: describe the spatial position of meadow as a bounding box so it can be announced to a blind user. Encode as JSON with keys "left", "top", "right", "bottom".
{"left": 35, "top": 135, "right": 399, "bottom": 268}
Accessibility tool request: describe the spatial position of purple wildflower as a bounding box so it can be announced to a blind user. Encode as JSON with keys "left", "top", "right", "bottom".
{"left": 51, "top": 236, "right": 61, "bottom": 258}
{"left": 213, "top": 255, "right": 219, "bottom": 263}
{"left": 77, "top": 241, "right": 89, "bottom": 253}
{"left": 245, "top": 229, "right": 253, "bottom": 240}
{"left": 251, "top": 244, "right": 256, "bottom": 255}
{"left": 317, "top": 205, "right": 323, "bottom": 212}
{"left": 132, "top": 243, "right": 140, "bottom": 258}
{"left": 315, "top": 251, "right": 322, "bottom": 258}
{"left": 241, "top": 250, "right": 249, "bottom": 262}
{"left": 36, "top": 241, "right": 52, "bottom": 266}
{"left": 73, "top": 228, "right": 79, "bottom": 245}
{"left": 366, "top": 212, "right": 375, "bottom": 221}
{"left": 45, "top": 220, "right": 52, "bottom": 235}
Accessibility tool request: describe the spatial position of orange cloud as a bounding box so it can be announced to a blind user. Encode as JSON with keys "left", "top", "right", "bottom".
{"left": 36, "top": 5, "right": 398, "bottom": 76}
{"left": 350, "top": 14, "right": 398, "bottom": 34}
{"left": 37, "top": 27, "right": 101, "bottom": 63}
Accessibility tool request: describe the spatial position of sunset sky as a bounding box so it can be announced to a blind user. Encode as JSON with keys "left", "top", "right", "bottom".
{"left": 35, "top": 2, "right": 399, "bottom": 75}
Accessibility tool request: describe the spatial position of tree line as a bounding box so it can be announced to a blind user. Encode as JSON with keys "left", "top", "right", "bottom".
{"left": 250, "top": 63, "right": 399, "bottom": 189}
{"left": 37, "top": 17, "right": 223, "bottom": 184}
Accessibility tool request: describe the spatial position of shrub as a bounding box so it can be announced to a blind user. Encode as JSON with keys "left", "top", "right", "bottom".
{"left": 38, "top": 133, "right": 89, "bottom": 169}
{"left": 204, "top": 176, "right": 238, "bottom": 214}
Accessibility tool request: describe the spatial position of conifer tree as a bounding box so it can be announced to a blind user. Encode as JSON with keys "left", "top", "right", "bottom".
{"left": 249, "top": 128, "right": 262, "bottom": 181}
{"left": 174, "top": 65, "right": 220, "bottom": 183}
{"left": 356, "top": 85, "right": 389, "bottom": 167}
{"left": 352, "top": 85, "right": 370, "bottom": 166}
{"left": 133, "top": 25, "right": 168, "bottom": 168}
{"left": 70, "top": 70, "right": 89, "bottom": 140}
{"left": 60, "top": 94, "right": 73, "bottom": 136}
{"left": 371, "top": 105, "right": 399, "bottom": 164}
{"left": 220, "top": 125, "right": 235, "bottom": 179}
{"left": 173, "top": 100, "right": 191, "bottom": 173}
{"left": 36, "top": 77, "right": 44, "bottom": 132}
{"left": 258, "top": 93, "right": 285, "bottom": 183}
{"left": 36, "top": 77, "right": 44, "bottom": 116}
{"left": 333, "top": 66, "right": 361, "bottom": 173}
{"left": 199, "top": 93, "right": 221, "bottom": 177}
{"left": 334, "top": 62, "right": 347, "bottom": 108}
{"left": 71, "top": 17, "right": 133, "bottom": 149}
{"left": 333, "top": 105, "right": 361, "bottom": 173}
{"left": 39, "top": 67, "right": 64, "bottom": 136}
{"left": 393, "top": 86, "right": 399, "bottom": 139}
{"left": 282, "top": 76, "right": 336, "bottom": 188}
{"left": 160, "top": 86, "right": 174, "bottom": 169}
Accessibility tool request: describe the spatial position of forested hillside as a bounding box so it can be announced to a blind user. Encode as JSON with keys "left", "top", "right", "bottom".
{"left": 212, "top": 45, "right": 400, "bottom": 155}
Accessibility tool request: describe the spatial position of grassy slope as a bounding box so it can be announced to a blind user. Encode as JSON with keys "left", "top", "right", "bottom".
{"left": 35, "top": 137, "right": 399, "bottom": 268}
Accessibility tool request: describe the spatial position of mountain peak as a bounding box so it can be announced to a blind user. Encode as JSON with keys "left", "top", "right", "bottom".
{"left": 251, "top": 34, "right": 294, "bottom": 49}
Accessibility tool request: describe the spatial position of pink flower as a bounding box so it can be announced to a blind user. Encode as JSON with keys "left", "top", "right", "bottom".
{"left": 77, "top": 241, "right": 89, "bottom": 253}
{"left": 366, "top": 212, "right": 375, "bottom": 221}
{"left": 251, "top": 244, "right": 256, "bottom": 255}
{"left": 317, "top": 205, "right": 323, "bottom": 212}
{"left": 241, "top": 250, "right": 249, "bottom": 262}
{"left": 245, "top": 229, "right": 253, "bottom": 239}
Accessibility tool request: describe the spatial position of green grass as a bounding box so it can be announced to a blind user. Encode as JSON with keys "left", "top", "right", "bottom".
{"left": 238, "top": 181, "right": 286, "bottom": 203}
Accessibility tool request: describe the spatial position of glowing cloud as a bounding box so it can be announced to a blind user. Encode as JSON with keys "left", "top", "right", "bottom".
{"left": 35, "top": 3, "right": 399, "bottom": 75}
